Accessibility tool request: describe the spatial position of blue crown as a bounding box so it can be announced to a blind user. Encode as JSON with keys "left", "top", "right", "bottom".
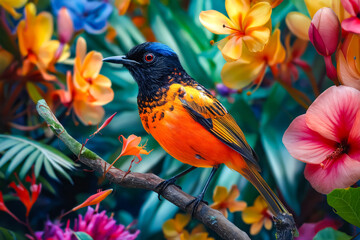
{"left": 145, "top": 42, "right": 176, "bottom": 56}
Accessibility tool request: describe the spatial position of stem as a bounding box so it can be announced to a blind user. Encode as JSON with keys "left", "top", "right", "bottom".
{"left": 277, "top": 80, "right": 311, "bottom": 109}
{"left": 324, "top": 55, "right": 339, "bottom": 86}
{"left": 301, "top": 67, "right": 320, "bottom": 97}
{"left": 25, "top": 217, "right": 37, "bottom": 240}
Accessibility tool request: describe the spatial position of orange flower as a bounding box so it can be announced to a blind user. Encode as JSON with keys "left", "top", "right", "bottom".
{"left": 17, "top": 3, "right": 69, "bottom": 80}
{"left": 337, "top": 33, "right": 360, "bottom": 90}
{"left": 242, "top": 196, "right": 273, "bottom": 235}
{"left": 54, "top": 71, "right": 105, "bottom": 125}
{"left": 162, "top": 214, "right": 214, "bottom": 240}
{"left": 199, "top": 0, "right": 272, "bottom": 60}
{"left": 221, "top": 29, "right": 285, "bottom": 93}
{"left": 72, "top": 189, "right": 113, "bottom": 212}
{"left": 210, "top": 185, "right": 247, "bottom": 218}
{"left": 73, "top": 37, "right": 114, "bottom": 106}
{"left": 0, "top": 0, "right": 27, "bottom": 19}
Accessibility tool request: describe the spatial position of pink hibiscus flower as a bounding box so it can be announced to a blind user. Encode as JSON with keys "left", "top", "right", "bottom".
{"left": 283, "top": 86, "right": 360, "bottom": 194}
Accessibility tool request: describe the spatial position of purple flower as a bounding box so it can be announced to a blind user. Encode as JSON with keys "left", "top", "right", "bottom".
{"left": 51, "top": 0, "right": 113, "bottom": 34}
{"left": 33, "top": 207, "right": 140, "bottom": 240}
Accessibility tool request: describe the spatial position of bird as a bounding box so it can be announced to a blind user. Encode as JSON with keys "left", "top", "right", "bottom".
{"left": 103, "top": 42, "right": 296, "bottom": 235}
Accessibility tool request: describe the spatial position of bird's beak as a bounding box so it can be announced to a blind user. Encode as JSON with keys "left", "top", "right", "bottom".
{"left": 102, "top": 55, "right": 139, "bottom": 66}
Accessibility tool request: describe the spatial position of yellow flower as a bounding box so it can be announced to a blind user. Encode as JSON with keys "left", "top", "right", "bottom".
{"left": 252, "top": 0, "right": 283, "bottom": 8}
{"left": 210, "top": 185, "right": 247, "bottom": 218}
{"left": 162, "top": 214, "right": 214, "bottom": 240}
{"left": 221, "top": 29, "right": 285, "bottom": 92}
{"left": 17, "top": 3, "right": 69, "bottom": 80}
{"left": 73, "top": 37, "right": 114, "bottom": 106}
{"left": 199, "top": 0, "right": 272, "bottom": 60}
{"left": 285, "top": 0, "right": 349, "bottom": 40}
{"left": 0, "top": 0, "right": 27, "bottom": 19}
{"left": 242, "top": 196, "right": 273, "bottom": 235}
{"left": 337, "top": 33, "right": 360, "bottom": 90}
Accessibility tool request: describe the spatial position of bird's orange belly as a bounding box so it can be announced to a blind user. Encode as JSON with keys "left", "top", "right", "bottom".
{"left": 141, "top": 104, "right": 239, "bottom": 168}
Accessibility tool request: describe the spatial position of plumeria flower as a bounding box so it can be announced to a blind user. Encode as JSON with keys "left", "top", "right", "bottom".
{"left": 341, "top": 0, "right": 360, "bottom": 34}
{"left": 74, "top": 37, "right": 114, "bottom": 106}
{"left": 9, "top": 172, "right": 42, "bottom": 217}
{"left": 337, "top": 33, "right": 360, "bottom": 90}
{"left": 242, "top": 196, "right": 272, "bottom": 235}
{"left": 0, "top": 0, "right": 27, "bottom": 19}
{"left": 51, "top": 0, "right": 113, "bottom": 34}
{"left": 283, "top": 86, "right": 360, "bottom": 194}
{"left": 199, "top": 0, "right": 272, "bottom": 61}
{"left": 279, "top": 34, "right": 309, "bottom": 84}
{"left": 210, "top": 185, "right": 247, "bottom": 218}
{"left": 17, "top": 3, "right": 69, "bottom": 80}
{"left": 221, "top": 29, "right": 285, "bottom": 93}
{"left": 286, "top": 0, "right": 349, "bottom": 40}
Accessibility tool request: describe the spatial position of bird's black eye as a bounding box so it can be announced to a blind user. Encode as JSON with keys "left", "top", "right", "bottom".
{"left": 144, "top": 53, "right": 154, "bottom": 63}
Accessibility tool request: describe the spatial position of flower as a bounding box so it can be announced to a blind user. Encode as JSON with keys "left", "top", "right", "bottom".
{"left": 210, "top": 185, "right": 247, "bottom": 218}
{"left": 0, "top": 192, "right": 13, "bottom": 217}
{"left": 162, "top": 214, "right": 214, "bottom": 240}
{"left": 286, "top": 0, "right": 349, "bottom": 40}
{"left": 53, "top": 71, "right": 106, "bottom": 125}
{"left": 35, "top": 207, "right": 140, "bottom": 240}
{"left": 72, "top": 189, "right": 113, "bottom": 212}
{"left": 0, "top": 0, "right": 27, "bottom": 19}
{"left": 199, "top": 0, "right": 272, "bottom": 60}
{"left": 295, "top": 218, "right": 341, "bottom": 240}
{"left": 221, "top": 29, "right": 285, "bottom": 92}
{"left": 279, "top": 34, "right": 309, "bottom": 84}
{"left": 17, "top": 3, "right": 69, "bottom": 80}
{"left": 73, "top": 37, "right": 114, "bottom": 107}
{"left": 283, "top": 86, "right": 360, "bottom": 194}
{"left": 9, "top": 172, "right": 42, "bottom": 217}
{"left": 51, "top": 0, "right": 113, "bottom": 34}
{"left": 252, "top": 0, "right": 284, "bottom": 8}
{"left": 242, "top": 196, "right": 272, "bottom": 235}
{"left": 309, "top": 8, "right": 341, "bottom": 57}
{"left": 57, "top": 7, "right": 74, "bottom": 44}
{"left": 337, "top": 33, "right": 360, "bottom": 90}
{"left": 341, "top": 0, "right": 360, "bottom": 34}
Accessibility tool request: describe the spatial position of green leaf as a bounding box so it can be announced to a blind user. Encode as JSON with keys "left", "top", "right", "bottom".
{"left": 313, "top": 227, "right": 351, "bottom": 240}
{"left": 0, "top": 134, "right": 75, "bottom": 182}
{"left": 0, "top": 227, "right": 17, "bottom": 240}
{"left": 327, "top": 188, "right": 360, "bottom": 227}
{"left": 73, "top": 232, "right": 94, "bottom": 240}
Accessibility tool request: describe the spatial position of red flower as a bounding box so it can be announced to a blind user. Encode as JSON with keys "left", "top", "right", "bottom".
{"left": 9, "top": 172, "right": 42, "bottom": 216}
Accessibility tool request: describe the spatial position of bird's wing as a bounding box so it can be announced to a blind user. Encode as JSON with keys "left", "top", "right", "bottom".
{"left": 179, "top": 84, "right": 260, "bottom": 171}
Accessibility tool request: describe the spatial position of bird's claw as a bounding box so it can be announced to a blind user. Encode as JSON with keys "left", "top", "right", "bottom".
{"left": 186, "top": 195, "right": 208, "bottom": 217}
{"left": 156, "top": 178, "right": 182, "bottom": 200}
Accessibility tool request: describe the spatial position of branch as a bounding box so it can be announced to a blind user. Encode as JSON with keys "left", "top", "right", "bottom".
{"left": 36, "top": 99, "right": 250, "bottom": 240}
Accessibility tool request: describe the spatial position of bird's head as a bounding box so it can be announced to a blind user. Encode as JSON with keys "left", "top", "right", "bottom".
{"left": 103, "top": 42, "right": 184, "bottom": 90}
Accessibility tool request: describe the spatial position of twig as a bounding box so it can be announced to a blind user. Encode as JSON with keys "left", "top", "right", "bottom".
{"left": 36, "top": 99, "right": 250, "bottom": 240}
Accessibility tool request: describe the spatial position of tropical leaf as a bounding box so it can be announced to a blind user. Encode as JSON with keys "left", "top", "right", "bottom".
{"left": 73, "top": 232, "right": 94, "bottom": 240}
{"left": 313, "top": 227, "right": 352, "bottom": 240}
{"left": 0, "top": 227, "right": 17, "bottom": 240}
{"left": 0, "top": 134, "right": 76, "bottom": 183}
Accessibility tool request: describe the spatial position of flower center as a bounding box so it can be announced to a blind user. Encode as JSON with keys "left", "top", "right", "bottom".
{"left": 321, "top": 140, "right": 350, "bottom": 169}
{"left": 222, "top": 24, "right": 244, "bottom": 36}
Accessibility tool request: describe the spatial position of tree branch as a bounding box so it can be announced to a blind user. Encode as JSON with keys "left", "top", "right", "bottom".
{"left": 36, "top": 99, "right": 250, "bottom": 240}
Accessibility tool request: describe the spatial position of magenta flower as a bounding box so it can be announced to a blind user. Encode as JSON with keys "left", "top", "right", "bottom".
{"left": 34, "top": 207, "right": 140, "bottom": 240}
{"left": 341, "top": 0, "right": 360, "bottom": 34}
{"left": 283, "top": 86, "right": 360, "bottom": 194}
{"left": 295, "top": 218, "right": 341, "bottom": 240}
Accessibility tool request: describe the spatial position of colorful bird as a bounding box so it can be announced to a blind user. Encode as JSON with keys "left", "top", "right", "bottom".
{"left": 103, "top": 42, "right": 296, "bottom": 235}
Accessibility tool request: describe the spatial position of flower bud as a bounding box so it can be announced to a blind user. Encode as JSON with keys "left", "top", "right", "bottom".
{"left": 57, "top": 7, "right": 74, "bottom": 44}
{"left": 309, "top": 8, "right": 340, "bottom": 56}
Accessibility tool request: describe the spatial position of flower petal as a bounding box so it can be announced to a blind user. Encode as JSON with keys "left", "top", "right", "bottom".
{"left": 242, "top": 206, "right": 262, "bottom": 224}
{"left": 243, "top": 27, "right": 270, "bottom": 52}
{"left": 93, "top": 74, "right": 112, "bottom": 87}
{"left": 304, "top": 154, "right": 360, "bottom": 194}
{"left": 348, "top": 110, "right": 360, "bottom": 159}
{"left": 82, "top": 51, "right": 103, "bottom": 79}
{"left": 76, "top": 37, "right": 87, "bottom": 64}
{"left": 221, "top": 59, "right": 266, "bottom": 89}
{"left": 73, "top": 100, "right": 105, "bottom": 125}
{"left": 162, "top": 219, "right": 178, "bottom": 237}
{"left": 219, "top": 36, "right": 243, "bottom": 60}
{"left": 263, "top": 29, "right": 286, "bottom": 66}
{"left": 174, "top": 214, "right": 191, "bottom": 232}
{"left": 250, "top": 220, "right": 264, "bottom": 235}
{"left": 285, "top": 12, "right": 311, "bottom": 40}
{"left": 212, "top": 186, "right": 228, "bottom": 203}
{"left": 342, "top": 17, "right": 360, "bottom": 34}
{"left": 228, "top": 201, "right": 247, "bottom": 212}
{"left": 305, "top": 0, "right": 331, "bottom": 18}
{"left": 225, "top": 0, "right": 250, "bottom": 27}
{"left": 244, "top": 2, "right": 272, "bottom": 29}
{"left": 199, "top": 10, "right": 236, "bottom": 35}
{"left": 306, "top": 86, "right": 360, "bottom": 142}
{"left": 264, "top": 218, "right": 272, "bottom": 230}
{"left": 337, "top": 49, "right": 360, "bottom": 90}
{"left": 283, "top": 114, "right": 337, "bottom": 164}
{"left": 34, "top": 12, "right": 54, "bottom": 53}
{"left": 89, "top": 85, "right": 114, "bottom": 106}
{"left": 227, "top": 185, "right": 240, "bottom": 200}
{"left": 340, "top": 0, "right": 357, "bottom": 16}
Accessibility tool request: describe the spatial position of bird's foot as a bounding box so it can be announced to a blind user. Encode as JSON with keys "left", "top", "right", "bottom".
{"left": 156, "top": 177, "right": 182, "bottom": 200}
{"left": 186, "top": 194, "right": 208, "bottom": 217}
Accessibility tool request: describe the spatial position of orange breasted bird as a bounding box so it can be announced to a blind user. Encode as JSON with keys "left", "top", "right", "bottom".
{"left": 103, "top": 42, "right": 296, "bottom": 236}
